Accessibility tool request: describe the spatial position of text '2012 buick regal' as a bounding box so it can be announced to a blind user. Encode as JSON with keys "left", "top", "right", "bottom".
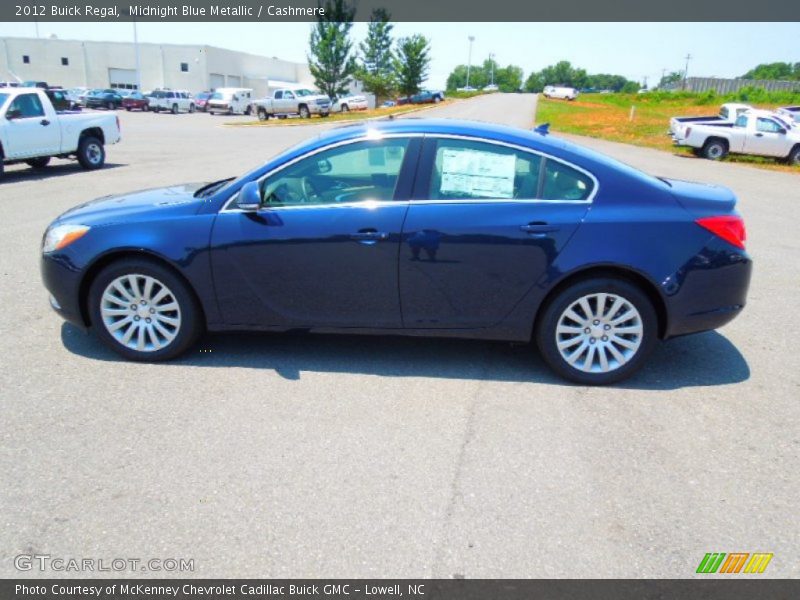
{"left": 40, "top": 119, "right": 751, "bottom": 384}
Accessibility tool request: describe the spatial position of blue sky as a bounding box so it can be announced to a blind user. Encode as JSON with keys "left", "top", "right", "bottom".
{"left": 1, "top": 22, "right": 798, "bottom": 88}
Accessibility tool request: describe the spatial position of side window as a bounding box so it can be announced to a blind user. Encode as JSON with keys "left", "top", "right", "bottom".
{"left": 285, "top": 91, "right": 295, "bottom": 100}
{"left": 719, "top": 107, "right": 729, "bottom": 120}
{"left": 734, "top": 115, "right": 748, "bottom": 128}
{"left": 427, "top": 139, "right": 541, "bottom": 200}
{"left": 756, "top": 118, "right": 782, "bottom": 133}
{"left": 274, "top": 91, "right": 283, "bottom": 100}
{"left": 260, "top": 139, "right": 410, "bottom": 207}
{"left": 9, "top": 93, "right": 45, "bottom": 118}
{"left": 542, "top": 160, "right": 594, "bottom": 201}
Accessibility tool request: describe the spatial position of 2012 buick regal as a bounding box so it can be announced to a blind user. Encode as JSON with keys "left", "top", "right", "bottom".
{"left": 40, "top": 119, "right": 751, "bottom": 384}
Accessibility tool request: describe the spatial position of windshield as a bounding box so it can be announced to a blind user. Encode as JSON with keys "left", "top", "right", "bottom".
{"left": 0, "top": 93, "right": 9, "bottom": 108}
{"left": 295, "top": 89, "right": 314, "bottom": 97}
{"left": 210, "top": 92, "right": 223, "bottom": 100}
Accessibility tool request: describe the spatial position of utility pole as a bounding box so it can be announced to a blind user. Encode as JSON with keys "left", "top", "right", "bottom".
{"left": 683, "top": 53, "right": 692, "bottom": 90}
{"left": 466, "top": 35, "right": 475, "bottom": 89}
{"left": 489, "top": 52, "right": 495, "bottom": 86}
{"left": 661, "top": 68, "right": 667, "bottom": 88}
{"left": 643, "top": 75, "right": 648, "bottom": 90}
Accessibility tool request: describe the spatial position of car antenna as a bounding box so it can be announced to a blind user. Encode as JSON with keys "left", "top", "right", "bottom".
{"left": 534, "top": 123, "right": 550, "bottom": 135}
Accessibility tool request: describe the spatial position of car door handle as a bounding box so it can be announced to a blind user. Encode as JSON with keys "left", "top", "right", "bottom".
{"left": 40, "top": 119, "right": 50, "bottom": 126}
{"left": 754, "top": 133, "right": 764, "bottom": 137}
{"left": 520, "top": 222, "right": 559, "bottom": 235}
{"left": 350, "top": 229, "right": 389, "bottom": 244}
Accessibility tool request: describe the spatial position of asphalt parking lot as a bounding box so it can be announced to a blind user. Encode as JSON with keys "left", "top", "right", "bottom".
{"left": 1, "top": 94, "right": 798, "bottom": 578}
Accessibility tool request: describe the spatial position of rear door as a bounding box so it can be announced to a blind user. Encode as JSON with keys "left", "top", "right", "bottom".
{"left": 210, "top": 136, "right": 421, "bottom": 328}
{"left": 399, "top": 136, "right": 593, "bottom": 329}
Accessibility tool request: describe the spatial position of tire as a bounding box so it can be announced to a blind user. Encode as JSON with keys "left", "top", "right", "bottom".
{"left": 107, "top": 101, "right": 114, "bottom": 110}
{"left": 702, "top": 139, "right": 728, "bottom": 161}
{"left": 171, "top": 103, "right": 178, "bottom": 115}
{"left": 88, "top": 258, "right": 203, "bottom": 361}
{"left": 244, "top": 105, "right": 252, "bottom": 116}
{"left": 257, "top": 108, "right": 268, "bottom": 121}
{"left": 299, "top": 105, "right": 310, "bottom": 119}
{"left": 788, "top": 145, "right": 800, "bottom": 166}
{"left": 125, "top": 106, "right": 131, "bottom": 111}
{"left": 26, "top": 156, "right": 51, "bottom": 169}
{"left": 208, "top": 111, "right": 214, "bottom": 116}
{"left": 189, "top": 103, "right": 196, "bottom": 113}
{"left": 143, "top": 105, "right": 149, "bottom": 112}
{"left": 341, "top": 104, "right": 349, "bottom": 113}
{"left": 535, "top": 277, "right": 658, "bottom": 385}
{"left": 434, "top": 96, "right": 441, "bottom": 103}
{"left": 76, "top": 136, "right": 105, "bottom": 170}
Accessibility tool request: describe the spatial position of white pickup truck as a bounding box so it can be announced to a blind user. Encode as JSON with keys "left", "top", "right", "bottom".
{"left": 673, "top": 109, "right": 800, "bottom": 164}
{"left": 0, "top": 88, "right": 121, "bottom": 177}
{"left": 250, "top": 88, "right": 331, "bottom": 120}
{"left": 669, "top": 103, "right": 752, "bottom": 140}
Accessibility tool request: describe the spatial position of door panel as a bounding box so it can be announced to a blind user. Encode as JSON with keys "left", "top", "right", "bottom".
{"left": 210, "top": 137, "right": 419, "bottom": 328}
{"left": 4, "top": 93, "right": 58, "bottom": 157}
{"left": 399, "top": 137, "right": 591, "bottom": 329}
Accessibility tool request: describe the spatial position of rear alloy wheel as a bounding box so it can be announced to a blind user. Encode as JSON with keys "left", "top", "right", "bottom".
{"left": 76, "top": 136, "right": 105, "bottom": 170}
{"left": 258, "top": 108, "right": 268, "bottom": 121}
{"left": 107, "top": 101, "right": 115, "bottom": 110}
{"left": 702, "top": 139, "right": 728, "bottom": 161}
{"left": 189, "top": 103, "right": 196, "bottom": 113}
{"left": 299, "top": 105, "right": 310, "bottom": 118}
{"left": 341, "top": 104, "right": 349, "bottom": 112}
{"left": 536, "top": 278, "right": 657, "bottom": 385}
{"left": 26, "top": 156, "right": 51, "bottom": 169}
{"left": 89, "top": 259, "right": 202, "bottom": 361}
{"left": 171, "top": 103, "right": 179, "bottom": 115}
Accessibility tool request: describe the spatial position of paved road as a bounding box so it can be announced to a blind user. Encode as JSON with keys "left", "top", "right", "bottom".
{"left": 1, "top": 94, "right": 798, "bottom": 578}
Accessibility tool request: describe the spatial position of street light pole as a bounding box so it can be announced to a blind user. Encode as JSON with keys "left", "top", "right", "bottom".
{"left": 466, "top": 35, "right": 475, "bottom": 89}
{"left": 132, "top": 16, "right": 142, "bottom": 91}
{"left": 489, "top": 52, "right": 495, "bottom": 86}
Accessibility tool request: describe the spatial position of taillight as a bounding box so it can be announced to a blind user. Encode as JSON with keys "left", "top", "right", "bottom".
{"left": 696, "top": 215, "right": 746, "bottom": 250}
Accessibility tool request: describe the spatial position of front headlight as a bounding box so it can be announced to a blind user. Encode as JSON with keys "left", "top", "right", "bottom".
{"left": 42, "top": 224, "right": 90, "bottom": 253}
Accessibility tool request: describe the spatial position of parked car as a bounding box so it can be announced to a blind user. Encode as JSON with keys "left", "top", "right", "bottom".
{"left": 148, "top": 89, "right": 195, "bottom": 114}
{"left": 775, "top": 106, "right": 800, "bottom": 125}
{"left": 207, "top": 88, "right": 254, "bottom": 115}
{"left": 39, "top": 118, "right": 751, "bottom": 385}
{"left": 669, "top": 103, "right": 752, "bottom": 139}
{"left": 21, "top": 80, "right": 49, "bottom": 89}
{"left": 483, "top": 84, "right": 499, "bottom": 92}
{"left": 194, "top": 91, "right": 213, "bottom": 112}
{"left": 77, "top": 89, "right": 99, "bottom": 107}
{"left": 0, "top": 87, "right": 121, "bottom": 177}
{"left": 673, "top": 109, "right": 800, "bottom": 164}
{"left": 456, "top": 86, "right": 478, "bottom": 92}
{"left": 382, "top": 100, "right": 397, "bottom": 108}
{"left": 410, "top": 90, "right": 445, "bottom": 104}
{"left": 65, "top": 87, "right": 88, "bottom": 108}
{"left": 85, "top": 89, "right": 123, "bottom": 110}
{"left": 44, "top": 88, "right": 77, "bottom": 112}
{"left": 121, "top": 91, "right": 150, "bottom": 112}
{"left": 0, "top": 81, "right": 21, "bottom": 88}
{"left": 543, "top": 86, "right": 578, "bottom": 100}
{"left": 250, "top": 88, "right": 331, "bottom": 120}
{"left": 332, "top": 95, "right": 368, "bottom": 112}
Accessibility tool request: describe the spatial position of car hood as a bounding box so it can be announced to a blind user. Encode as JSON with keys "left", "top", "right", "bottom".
{"left": 55, "top": 183, "right": 208, "bottom": 225}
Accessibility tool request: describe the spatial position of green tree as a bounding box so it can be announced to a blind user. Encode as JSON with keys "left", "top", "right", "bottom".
{"left": 394, "top": 35, "right": 431, "bottom": 97}
{"left": 620, "top": 81, "right": 640, "bottom": 93}
{"left": 357, "top": 8, "right": 396, "bottom": 101}
{"left": 742, "top": 62, "right": 800, "bottom": 81}
{"left": 524, "top": 71, "right": 546, "bottom": 93}
{"left": 656, "top": 71, "right": 683, "bottom": 89}
{"left": 494, "top": 65, "right": 523, "bottom": 92}
{"left": 308, "top": 0, "right": 357, "bottom": 101}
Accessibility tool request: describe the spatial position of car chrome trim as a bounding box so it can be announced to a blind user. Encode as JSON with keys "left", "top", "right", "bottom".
{"left": 221, "top": 130, "right": 599, "bottom": 212}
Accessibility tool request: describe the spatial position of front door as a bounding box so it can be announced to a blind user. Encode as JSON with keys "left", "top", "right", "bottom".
{"left": 400, "top": 137, "right": 592, "bottom": 329}
{"left": 210, "top": 137, "right": 419, "bottom": 328}
{"left": 3, "top": 92, "right": 58, "bottom": 158}
{"left": 745, "top": 116, "right": 790, "bottom": 157}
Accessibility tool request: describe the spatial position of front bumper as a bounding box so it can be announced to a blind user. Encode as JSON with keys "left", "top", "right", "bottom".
{"left": 41, "top": 252, "right": 87, "bottom": 329}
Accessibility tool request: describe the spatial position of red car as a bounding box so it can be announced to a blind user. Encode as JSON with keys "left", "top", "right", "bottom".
{"left": 194, "top": 92, "right": 213, "bottom": 112}
{"left": 121, "top": 92, "right": 149, "bottom": 112}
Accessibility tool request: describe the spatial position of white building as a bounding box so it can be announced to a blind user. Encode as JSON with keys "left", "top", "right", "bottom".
{"left": 0, "top": 36, "right": 314, "bottom": 96}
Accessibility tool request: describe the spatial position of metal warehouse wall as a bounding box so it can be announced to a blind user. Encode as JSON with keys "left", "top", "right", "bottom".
{"left": 0, "top": 36, "right": 312, "bottom": 95}
{"left": 678, "top": 77, "right": 800, "bottom": 94}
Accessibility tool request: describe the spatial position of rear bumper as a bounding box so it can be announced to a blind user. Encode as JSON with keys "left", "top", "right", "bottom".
{"left": 663, "top": 240, "right": 752, "bottom": 338}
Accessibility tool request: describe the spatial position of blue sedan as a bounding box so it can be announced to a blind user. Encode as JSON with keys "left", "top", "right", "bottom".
{"left": 40, "top": 119, "right": 751, "bottom": 384}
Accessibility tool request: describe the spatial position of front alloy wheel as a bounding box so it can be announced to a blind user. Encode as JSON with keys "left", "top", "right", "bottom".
{"left": 89, "top": 259, "right": 202, "bottom": 361}
{"left": 536, "top": 278, "right": 657, "bottom": 384}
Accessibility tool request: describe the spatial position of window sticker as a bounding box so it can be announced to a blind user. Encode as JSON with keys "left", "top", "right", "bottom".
{"left": 439, "top": 148, "right": 516, "bottom": 199}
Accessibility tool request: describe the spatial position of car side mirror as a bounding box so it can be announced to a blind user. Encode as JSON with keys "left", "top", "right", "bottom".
{"left": 778, "top": 128, "right": 787, "bottom": 135}
{"left": 236, "top": 181, "right": 262, "bottom": 212}
{"left": 6, "top": 108, "right": 22, "bottom": 120}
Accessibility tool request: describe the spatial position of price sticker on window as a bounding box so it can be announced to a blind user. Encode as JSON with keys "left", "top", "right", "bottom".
{"left": 440, "top": 148, "right": 516, "bottom": 199}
